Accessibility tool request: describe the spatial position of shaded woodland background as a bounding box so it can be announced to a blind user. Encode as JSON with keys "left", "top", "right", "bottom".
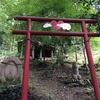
{"left": 0, "top": 0, "right": 100, "bottom": 100}
{"left": 0, "top": 0, "right": 100, "bottom": 62}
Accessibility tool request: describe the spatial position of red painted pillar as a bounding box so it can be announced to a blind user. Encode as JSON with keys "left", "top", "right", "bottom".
{"left": 21, "top": 18, "right": 31, "bottom": 100}
{"left": 82, "top": 20, "right": 100, "bottom": 100}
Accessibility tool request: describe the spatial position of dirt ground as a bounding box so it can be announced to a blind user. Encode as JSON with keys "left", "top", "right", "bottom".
{"left": 29, "top": 62, "right": 96, "bottom": 100}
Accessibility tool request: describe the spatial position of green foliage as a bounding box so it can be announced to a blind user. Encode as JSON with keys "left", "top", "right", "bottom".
{"left": 0, "top": 84, "right": 34, "bottom": 100}
{"left": 90, "top": 37, "right": 100, "bottom": 49}
{"left": 0, "top": 0, "right": 99, "bottom": 58}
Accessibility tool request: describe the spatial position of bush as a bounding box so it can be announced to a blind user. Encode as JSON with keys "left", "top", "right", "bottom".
{"left": 0, "top": 84, "right": 35, "bottom": 100}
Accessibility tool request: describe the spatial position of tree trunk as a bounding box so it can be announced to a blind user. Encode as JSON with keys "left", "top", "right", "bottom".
{"left": 82, "top": 38, "right": 89, "bottom": 71}
{"left": 74, "top": 37, "right": 78, "bottom": 62}
{"left": 60, "top": 40, "right": 65, "bottom": 65}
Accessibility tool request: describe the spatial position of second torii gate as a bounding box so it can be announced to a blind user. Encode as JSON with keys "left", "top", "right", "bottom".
{"left": 12, "top": 16, "right": 100, "bottom": 100}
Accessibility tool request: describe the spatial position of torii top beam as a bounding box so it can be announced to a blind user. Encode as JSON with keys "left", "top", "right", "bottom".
{"left": 14, "top": 16, "right": 97, "bottom": 23}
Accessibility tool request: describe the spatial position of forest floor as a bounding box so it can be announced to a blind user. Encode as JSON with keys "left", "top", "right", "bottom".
{"left": 28, "top": 61, "right": 99, "bottom": 100}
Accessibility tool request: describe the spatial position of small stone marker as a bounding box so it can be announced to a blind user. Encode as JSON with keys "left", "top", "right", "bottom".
{"left": 0, "top": 56, "right": 22, "bottom": 82}
{"left": 72, "top": 62, "right": 82, "bottom": 80}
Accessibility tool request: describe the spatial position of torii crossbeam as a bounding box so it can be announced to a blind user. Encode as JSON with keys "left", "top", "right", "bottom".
{"left": 12, "top": 16, "right": 100, "bottom": 100}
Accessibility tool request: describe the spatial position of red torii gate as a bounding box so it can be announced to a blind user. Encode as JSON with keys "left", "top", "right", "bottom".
{"left": 12, "top": 16, "right": 100, "bottom": 100}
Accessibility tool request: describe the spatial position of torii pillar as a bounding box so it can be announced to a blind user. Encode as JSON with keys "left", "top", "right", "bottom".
{"left": 21, "top": 18, "right": 31, "bottom": 100}
{"left": 12, "top": 16, "right": 100, "bottom": 100}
